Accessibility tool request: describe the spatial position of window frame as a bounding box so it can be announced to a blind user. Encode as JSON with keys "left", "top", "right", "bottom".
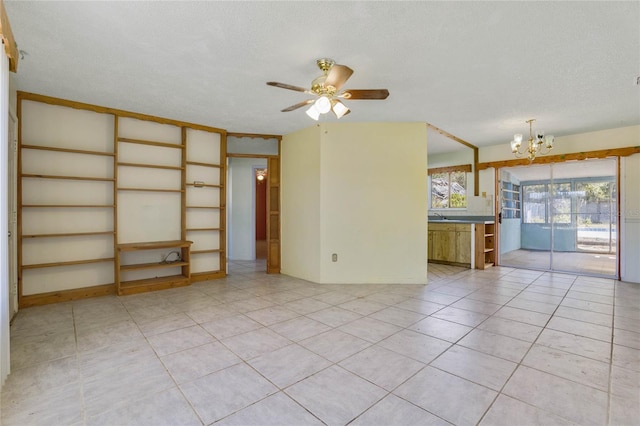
{"left": 501, "top": 181, "right": 521, "bottom": 219}
{"left": 428, "top": 165, "right": 470, "bottom": 210}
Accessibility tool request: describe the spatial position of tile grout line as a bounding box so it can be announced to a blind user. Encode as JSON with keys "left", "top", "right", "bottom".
{"left": 472, "top": 271, "right": 576, "bottom": 425}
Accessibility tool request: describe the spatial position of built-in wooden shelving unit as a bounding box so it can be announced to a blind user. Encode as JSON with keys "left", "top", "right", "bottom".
{"left": 475, "top": 222, "right": 495, "bottom": 270}
{"left": 115, "top": 240, "right": 192, "bottom": 295}
{"left": 184, "top": 128, "right": 226, "bottom": 281}
{"left": 17, "top": 92, "right": 228, "bottom": 306}
{"left": 18, "top": 97, "right": 116, "bottom": 303}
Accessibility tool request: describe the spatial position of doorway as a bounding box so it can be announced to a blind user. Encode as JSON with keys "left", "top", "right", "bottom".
{"left": 498, "top": 158, "right": 618, "bottom": 277}
{"left": 228, "top": 158, "right": 267, "bottom": 271}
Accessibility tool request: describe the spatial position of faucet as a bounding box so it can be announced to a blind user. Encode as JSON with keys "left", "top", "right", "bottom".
{"left": 433, "top": 212, "right": 447, "bottom": 220}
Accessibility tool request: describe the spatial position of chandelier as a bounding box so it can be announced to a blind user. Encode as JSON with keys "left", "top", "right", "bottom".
{"left": 510, "top": 119, "right": 554, "bottom": 162}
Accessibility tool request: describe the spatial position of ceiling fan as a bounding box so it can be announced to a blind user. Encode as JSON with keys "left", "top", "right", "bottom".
{"left": 266, "top": 58, "right": 389, "bottom": 120}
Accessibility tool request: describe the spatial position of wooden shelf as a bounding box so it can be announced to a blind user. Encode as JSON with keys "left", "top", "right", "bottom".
{"left": 117, "top": 240, "right": 192, "bottom": 251}
{"left": 186, "top": 161, "right": 221, "bottom": 168}
{"left": 22, "top": 173, "right": 115, "bottom": 182}
{"left": 118, "top": 274, "right": 190, "bottom": 296}
{"left": 191, "top": 249, "right": 222, "bottom": 255}
{"left": 22, "top": 257, "right": 114, "bottom": 269}
{"left": 22, "top": 204, "right": 114, "bottom": 208}
{"left": 118, "top": 137, "right": 184, "bottom": 149}
{"left": 116, "top": 240, "right": 192, "bottom": 296}
{"left": 23, "top": 231, "right": 115, "bottom": 239}
{"left": 118, "top": 162, "right": 184, "bottom": 171}
{"left": 120, "top": 260, "right": 188, "bottom": 272}
{"left": 117, "top": 187, "right": 184, "bottom": 193}
{"left": 186, "top": 183, "right": 222, "bottom": 188}
{"left": 22, "top": 144, "right": 115, "bottom": 157}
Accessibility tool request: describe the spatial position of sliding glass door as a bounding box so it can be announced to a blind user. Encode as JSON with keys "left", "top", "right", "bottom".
{"left": 499, "top": 158, "right": 617, "bottom": 277}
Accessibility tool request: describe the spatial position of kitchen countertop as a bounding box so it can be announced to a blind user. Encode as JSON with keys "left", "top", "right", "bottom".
{"left": 428, "top": 219, "right": 495, "bottom": 224}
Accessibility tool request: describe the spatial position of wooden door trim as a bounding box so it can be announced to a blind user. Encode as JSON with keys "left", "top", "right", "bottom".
{"left": 226, "top": 152, "right": 281, "bottom": 274}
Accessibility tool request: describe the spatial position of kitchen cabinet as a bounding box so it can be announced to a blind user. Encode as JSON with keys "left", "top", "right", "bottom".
{"left": 429, "top": 222, "right": 471, "bottom": 266}
{"left": 455, "top": 225, "right": 472, "bottom": 264}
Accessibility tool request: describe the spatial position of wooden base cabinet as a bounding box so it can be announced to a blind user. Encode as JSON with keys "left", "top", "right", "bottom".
{"left": 455, "top": 226, "right": 472, "bottom": 264}
{"left": 429, "top": 223, "right": 471, "bottom": 266}
{"left": 431, "top": 223, "right": 456, "bottom": 262}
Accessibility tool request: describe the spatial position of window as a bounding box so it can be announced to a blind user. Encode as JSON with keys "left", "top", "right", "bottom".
{"left": 522, "top": 182, "right": 580, "bottom": 224}
{"left": 430, "top": 171, "right": 467, "bottom": 209}
{"left": 551, "top": 182, "right": 572, "bottom": 224}
{"left": 523, "top": 184, "right": 548, "bottom": 223}
{"left": 501, "top": 182, "right": 521, "bottom": 219}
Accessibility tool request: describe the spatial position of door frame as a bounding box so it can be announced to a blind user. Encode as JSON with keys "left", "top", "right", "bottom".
{"left": 7, "top": 109, "right": 17, "bottom": 317}
{"left": 227, "top": 153, "right": 281, "bottom": 273}
{"left": 495, "top": 159, "right": 620, "bottom": 279}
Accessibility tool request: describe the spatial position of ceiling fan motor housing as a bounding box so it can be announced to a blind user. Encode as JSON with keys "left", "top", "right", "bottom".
{"left": 312, "top": 58, "right": 337, "bottom": 95}
{"left": 266, "top": 58, "right": 389, "bottom": 114}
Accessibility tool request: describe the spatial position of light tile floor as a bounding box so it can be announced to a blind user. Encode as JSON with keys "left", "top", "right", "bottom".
{"left": 501, "top": 249, "right": 617, "bottom": 278}
{"left": 2, "top": 260, "right": 639, "bottom": 425}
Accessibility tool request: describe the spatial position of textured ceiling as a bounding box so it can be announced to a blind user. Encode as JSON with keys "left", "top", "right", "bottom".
{"left": 5, "top": 1, "right": 640, "bottom": 154}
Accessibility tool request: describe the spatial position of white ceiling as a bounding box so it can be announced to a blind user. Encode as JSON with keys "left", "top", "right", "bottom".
{"left": 5, "top": 1, "right": 639, "bottom": 155}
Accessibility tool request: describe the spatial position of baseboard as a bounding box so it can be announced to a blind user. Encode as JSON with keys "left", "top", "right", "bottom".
{"left": 190, "top": 271, "right": 226, "bottom": 282}
{"left": 19, "top": 283, "right": 117, "bottom": 308}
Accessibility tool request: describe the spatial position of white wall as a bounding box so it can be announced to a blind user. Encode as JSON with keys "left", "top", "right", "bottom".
{"left": 228, "top": 157, "right": 267, "bottom": 260}
{"left": 227, "top": 136, "right": 278, "bottom": 155}
{"left": 1, "top": 49, "right": 11, "bottom": 387}
{"left": 281, "top": 125, "right": 322, "bottom": 282}
{"left": 480, "top": 125, "right": 640, "bottom": 162}
{"left": 282, "top": 122, "right": 428, "bottom": 284}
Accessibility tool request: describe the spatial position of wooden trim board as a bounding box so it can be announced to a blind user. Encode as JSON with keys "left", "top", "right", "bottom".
{"left": 477, "top": 146, "right": 640, "bottom": 170}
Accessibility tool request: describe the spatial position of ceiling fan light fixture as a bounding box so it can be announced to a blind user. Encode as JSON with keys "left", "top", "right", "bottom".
{"left": 306, "top": 105, "right": 320, "bottom": 121}
{"left": 331, "top": 100, "right": 349, "bottom": 119}
{"left": 266, "top": 59, "right": 390, "bottom": 119}
{"left": 314, "top": 96, "right": 332, "bottom": 114}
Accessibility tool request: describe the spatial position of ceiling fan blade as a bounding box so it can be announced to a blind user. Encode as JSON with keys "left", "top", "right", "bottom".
{"left": 281, "top": 99, "right": 314, "bottom": 112}
{"left": 267, "top": 81, "right": 309, "bottom": 93}
{"left": 341, "top": 89, "right": 389, "bottom": 100}
{"left": 324, "top": 64, "right": 354, "bottom": 91}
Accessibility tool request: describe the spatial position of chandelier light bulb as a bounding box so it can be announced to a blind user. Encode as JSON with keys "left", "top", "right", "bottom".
{"left": 514, "top": 134, "right": 523, "bottom": 144}
{"left": 545, "top": 135, "right": 554, "bottom": 148}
